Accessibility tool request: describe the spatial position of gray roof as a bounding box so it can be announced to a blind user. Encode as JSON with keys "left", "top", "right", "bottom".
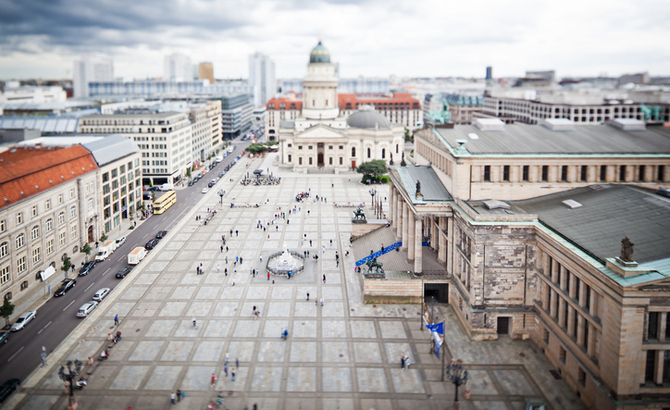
{"left": 82, "top": 135, "right": 139, "bottom": 166}
{"left": 280, "top": 120, "right": 295, "bottom": 129}
{"left": 0, "top": 117, "right": 80, "bottom": 133}
{"left": 508, "top": 185, "right": 670, "bottom": 264}
{"left": 433, "top": 123, "right": 670, "bottom": 155}
{"left": 395, "top": 165, "right": 453, "bottom": 202}
{"left": 347, "top": 110, "right": 390, "bottom": 130}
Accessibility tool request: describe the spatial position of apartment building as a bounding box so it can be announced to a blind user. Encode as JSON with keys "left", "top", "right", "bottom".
{"left": 78, "top": 111, "right": 192, "bottom": 186}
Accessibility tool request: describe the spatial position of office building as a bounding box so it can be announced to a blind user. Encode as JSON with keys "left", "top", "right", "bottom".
{"left": 0, "top": 85, "right": 67, "bottom": 104}
{"left": 88, "top": 80, "right": 251, "bottom": 98}
{"left": 73, "top": 56, "right": 114, "bottom": 98}
{"left": 163, "top": 53, "right": 192, "bottom": 81}
{"left": 212, "top": 94, "right": 253, "bottom": 140}
{"left": 249, "top": 52, "right": 276, "bottom": 108}
{"left": 198, "top": 62, "right": 215, "bottom": 84}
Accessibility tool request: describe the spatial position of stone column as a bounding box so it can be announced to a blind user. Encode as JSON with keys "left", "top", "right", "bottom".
{"left": 660, "top": 313, "right": 668, "bottom": 343}
{"left": 558, "top": 297, "right": 567, "bottom": 328}
{"left": 567, "top": 306, "right": 576, "bottom": 337}
{"left": 568, "top": 273, "right": 577, "bottom": 299}
{"left": 550, "top": 289, "right": 558, "bottom": 318}
{"left": 587, "top": 323, "right": 596, "bottom": 357}
{"left": 438, "top": 216, "right": 447, "bottom": 264}
{"left": 414, "top": 217, "right": 423, "bottom": 273}
{"left": 407, "top": 211, "right": 416, "bottom": 260}
{"left": 589, "top": 290, "right": 598, "bottom": 318}
{"left": 401, "top": 204, "right": 409, "bottom": 251}
{"left": 578, "top": 281, "right": 587, "bottom": 309}
{"left": 577, "top": 315, "right": 585, "bottom": 347}
{"left": 388, "top": 185, "right": 394, "bottom": 224}
{"left": 541, "top": 282, "right": 550, "bottom": 311}
{"left": 655, "top": 350, "right": 665, "bottom": 385}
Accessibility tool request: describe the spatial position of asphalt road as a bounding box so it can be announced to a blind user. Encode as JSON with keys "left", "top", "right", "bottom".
{"left": 0, "top": 140, "right": 251, "bottom": 386}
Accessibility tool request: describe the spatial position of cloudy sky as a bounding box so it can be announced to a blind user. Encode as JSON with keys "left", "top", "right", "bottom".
{"left": 1, "top": 0, "right": 669, "bottom": 81}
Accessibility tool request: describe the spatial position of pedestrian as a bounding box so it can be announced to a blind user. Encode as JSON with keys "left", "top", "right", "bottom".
{"left": 211, "top": 373, "right": 217, "bottom": 386}
{"left": 216, "top": 264, "right": 220, "bottom": 273}
{"left": 114, "top": 314, "right": 119, "bottom": 326}
{"left": 267, "top": 272, "right": 270, "bottom": 281}
{"left": 221, "top": 245, "right": 224, "bottom": 253}
{"left": 306, "top": 292, "right": 310, "bottom": 301}
{"left": 232, "top": 368, "right": 236, "bottom": 382}
{"left": 224, "top": 364, "right": 228, "bottom": 377}
{"left": 224, "top": 268, "right": 228, "bottom": 276}
{"left": 230, "top": 229, "right": 233, "bottom": 236}
{"left": 321, "top": 297, "right": 324, "bottom": 306}
{"left": 323, "top": 274, "right": 326, "bottom": 283}
{"left": 330, "top": 239, "right": 332, "bottom": 246}
{"left": 401, "top": 354, "right": 405, "bottom": 369}
{"left": 381, "top": 245, "right": 385, "bottom": 253}
{"left": 193, "top": 316, "right": 197, "bottom": 327}
{"left": 252, "top": 306, "right": 256, "bottom": 315}
{"left": 171, "top": 392, "right": 176, "bottom": 404}
{"left": 236, "top": 358, "right": 239, "bottom": 369}
{"left": 240, "top": 257, "right": 243, "bottom": 264}
{"left": 226, "top": 246, "right": 229, "bottom": 252}
{"left": 41, "top": 352, "right": 47, "bottom": 367}
{"left": 316, "top": 297, "right": 319, "bottom": 306}
{"left": 176, "top": 389, "right": 182, "bottom": 402}
{"left": 236, "top": 230, "right": 239, "bottom": 236}
{"left": 260, "top": 255, "right": 263, "bottom": 262}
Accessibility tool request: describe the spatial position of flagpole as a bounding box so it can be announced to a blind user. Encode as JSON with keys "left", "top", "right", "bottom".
{"left": 441, "top": 320, "right": 445, "bottom": 381}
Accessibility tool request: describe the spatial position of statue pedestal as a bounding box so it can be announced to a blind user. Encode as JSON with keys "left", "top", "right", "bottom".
{"left": 606, "top": 258, "right": 647, "bottom": 278}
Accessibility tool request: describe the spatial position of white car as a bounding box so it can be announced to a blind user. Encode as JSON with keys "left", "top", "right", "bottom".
{"left": 115, "top": 236, "right": 127, "bottom": 247}
{"left": 92, "top": 288, "right": 110, "bottom": 302}
{"left": 201, "top": 187, "right": 209, "bottom": 194}
{"left": 76, "top": 301, "right": 99, "bottom": 318}
{"left": 11, "top": 311, "right": 36, "bottom": 331}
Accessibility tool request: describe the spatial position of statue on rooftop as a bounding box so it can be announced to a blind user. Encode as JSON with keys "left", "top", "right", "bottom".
{"left": 620, "top": 236, "right": 634, "bottom": 262}
{"left": 415, "top": 180, "right": 421, "bottom": 197}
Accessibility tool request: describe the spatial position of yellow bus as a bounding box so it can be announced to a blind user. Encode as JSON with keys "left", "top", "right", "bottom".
{"left": 153, "top": 190, "right": 177, "bottom": 215}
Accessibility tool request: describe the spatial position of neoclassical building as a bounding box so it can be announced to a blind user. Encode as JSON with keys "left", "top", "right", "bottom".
{"left": 276, "top": 41, "right": 405, "bottom": 171}
{"left": 385, "top": 119, "right": 670, "bottom": 409}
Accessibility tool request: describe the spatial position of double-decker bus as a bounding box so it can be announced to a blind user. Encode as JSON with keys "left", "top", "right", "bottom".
{"left": 153, "top": 190, "right": 177, "bottom": 215}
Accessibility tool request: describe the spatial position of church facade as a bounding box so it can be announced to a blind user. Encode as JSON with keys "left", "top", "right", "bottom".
{"left": 274, "top": 41, "right": 405, "bottom": 171}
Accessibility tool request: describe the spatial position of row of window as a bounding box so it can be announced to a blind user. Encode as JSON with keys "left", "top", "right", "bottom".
{"left": 1, "top": 222, "right": 77, "bottom": 259}
{"left": 0, "top": 190, "right": 77, "bottom": 234}
{"left": 482, "top": 164, "right": 666, "bottom": 183}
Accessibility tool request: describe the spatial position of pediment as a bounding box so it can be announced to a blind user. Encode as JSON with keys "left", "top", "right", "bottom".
{"left": 296, "top": 124, "right": 347, "bottom": 139}
{"left": 638, "top": 278, "right": 670, "bottom": 291}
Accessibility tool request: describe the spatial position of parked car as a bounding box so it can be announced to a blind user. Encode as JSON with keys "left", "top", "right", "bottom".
{"left": 78, "top": 261, "right": 96, "bottom": 276}
{"left": 188, "top": 180, "right": 195, "bottom": 186}
{"left": 0, "top": 332, "right": 9, "bottom": 345}
{"left": 11, "top": 311, "right": 36, "bottom": 331}
{"left": 92, "top": 288, "right": 110, "bottom": 302}
{"left": 54, "top": 279, "right": 76, "bottom": 297}
{"left": 201, "top": 187, "right": 209, "bottom": 194}
{"left": 208, "top": 181, "right": 215, "bottom": 188}
{"left": 115, "top": 236, "right": 127, "bottom": 247}
{"left": 115, "top": 267, "right": 131, "bottom": 279}
{"left": 147, "top": 186, "right": 160, "bottom": 191}
{"left": 155, "top": 230, "right": 168, "bottom": 239}
{"left": 0, "top": 379, "right": 20, "bottom": 403}
{"left": 145, "top": 239, "right": 159, "bottom": 250}
{"left": 76, "top": 301, "right": 99, "bottom": 318}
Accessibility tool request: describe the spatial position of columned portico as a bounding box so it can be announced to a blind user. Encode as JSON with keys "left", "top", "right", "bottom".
{"left": 407, "top": 211, "right": 415, "bottom": 260}
{"left": 401, "top": 203, "right": 408, "bottom": 250}
{"left": 414, "top": 217, "right": 423, "bottom": 272}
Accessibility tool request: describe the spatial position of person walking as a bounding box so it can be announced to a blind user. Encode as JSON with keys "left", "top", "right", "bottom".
{"left": 192, "top": 316, "right": 197, "bottom": 327}
{"left": 235, "top": 230, "right": 238, "bottom": 236}
{"left": 114, "top": 314, "right": 119, "bottom": 326}
{"left": 323, "top": 274, "right": 326, "bottom": 284}
{"left": 236, "top": 358, "right": 239, "bottom": 369}
{"left": 231, "top": 368, "right": 236, "bottom": 382}
{"left": 211, "top": 373, "right": 217, "bottom": 386}
{"left": 41, "top": 352, "right": 47, "bottom": 367}
{"left": 306, "top": 292, "right": 310, "bottom": 301}
{"left": 267, "top": 272, "right": 270, "bottom": 281}
{"left": 171, "top": 392, "right": 176, "bottom": 404}
{"left": 321, "top": 297, "right": 324, "bottom": 306}
{"left": 221, "top": 245, "right": 224, "bottom": 253}
{"left": 176, "top": 389, "right": 182, "bottom": 402}
{"left": 224, "top": 364, "right": 228, "bottom": 377}
{"left": 224, "top": 268, "right": 228, "bottom": 276}
{"left": 216, "top": 264, "right": 220, "bottom": 273}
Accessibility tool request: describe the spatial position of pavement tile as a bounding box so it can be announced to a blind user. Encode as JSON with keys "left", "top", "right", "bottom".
{"left": 144, "top": 365, "right": 182, "bottom": 390}
{"left": 109, "top": 365, "right": 150, "bottom": 390}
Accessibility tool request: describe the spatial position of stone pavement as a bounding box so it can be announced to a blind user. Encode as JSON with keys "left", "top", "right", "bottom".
{"left": 12, "top": 153, "right": 583, "bottom": 410}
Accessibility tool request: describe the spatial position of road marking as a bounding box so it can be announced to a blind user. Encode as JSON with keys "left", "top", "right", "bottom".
{"left": 84, "top": 282, "right": 95, "bottom": 292}
{"left": 117, "top": 256, "right": 124, "bottom": 262}
{"left": 102, "top": 268, "right": 110, "bottom": 276}
{"left": 63, "top": 300, "right": 75, "bottom": 312}
{"left": 7, "top": 346, "right": 24, "bottom": 362}
{"left": 142, "top": 233, "right": 149, "bottom": 239}
{"left": 38, "top": 321, "right": 52, "bottom": 335}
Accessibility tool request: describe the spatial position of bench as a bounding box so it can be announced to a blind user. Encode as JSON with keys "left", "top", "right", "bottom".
{"left": 86, "top": 361, "right": 100, "bottom": 375}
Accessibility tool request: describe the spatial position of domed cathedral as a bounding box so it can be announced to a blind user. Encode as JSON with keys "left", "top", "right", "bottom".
{"left": 273, "top": 40, "right": 405, "bottom": 172}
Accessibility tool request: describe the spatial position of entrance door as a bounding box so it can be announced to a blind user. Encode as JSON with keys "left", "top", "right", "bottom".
{"left": 497, "top": 317, "right": 510, "bottom": 334}
{"left": 351, "top": 160, "right": 356, "bottom": 169}
{"left": 424, "top": 283, "right": 449, "bottom": 304}
{"left": 318, "top": 153, "right": 324, "bottom": 167}
{"left": 87, "top": 226, "right": 94, "bottom": 243}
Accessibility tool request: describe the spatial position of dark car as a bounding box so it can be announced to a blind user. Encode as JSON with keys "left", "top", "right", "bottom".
{"left": 0, "top": 332, "right": 8, "bottom": 345}
{"left": 155, "top": 230, "right": 167, "bottom": 239}
{"left": 208, "top": 181, "right": 215, "bottom": 188}
{"left": 145, "top": 239, "right": 159, "bottom": 250}
{"left": 188, "top": 180, "right": 195, "bottom": 186}
{"left": 148, "top": 186, "right": 160, "bottom": 191}
{"left": 54, "top": 279, "right": 76, "bottom": 297}
{"left": 115, "top": 267, "right": 131, "bottom": 279}
{"left": 0, "top": 379, "right": 20, "bottom": 403}
{"left": 78, "top": 261, "right": 96, "bottom": 276}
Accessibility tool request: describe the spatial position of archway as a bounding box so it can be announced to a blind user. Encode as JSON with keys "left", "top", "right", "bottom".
{"left": 87, "top": 225, "right": 94, "bottom": 243}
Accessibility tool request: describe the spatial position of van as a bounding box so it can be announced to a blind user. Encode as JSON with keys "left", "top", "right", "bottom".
{"left": 160, "top": 183, "right": 174, "bottom": 191}
{"left": 127, "top": 247, "right": 148, "bottom": 265}
{"left": 95, "top": 241, "right": 116, "bottom": 262}
{"left": 215, "top": 156, "right": 223, "bottom": 163}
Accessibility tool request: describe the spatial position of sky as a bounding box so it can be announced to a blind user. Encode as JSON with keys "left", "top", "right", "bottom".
{"left": 1, "top": 0, "right": 669, "bottom": 81}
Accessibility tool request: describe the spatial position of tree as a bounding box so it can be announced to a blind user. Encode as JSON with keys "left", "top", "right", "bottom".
{"left": 186, "top": 168, "right": 191, "bottom": 178}
{"left": 356, "top": 160, "right": 388, "bottom": 183}
{"left": 80, "top": 243, "right": 92, "bottom": 262}
{"left": 61, "top": 256, "right": 72, "bottom": 274}
{"left": 404, "top": 127, "right": 412, "bottom": 142}
{"left": 100, "top": 233, "right": 108, "bottom": 242}
{"left": 246, "top": 143, "right": 269, "bottom": 154}
{"left": 0, "top": 298, "right": 15, "bottom": 329}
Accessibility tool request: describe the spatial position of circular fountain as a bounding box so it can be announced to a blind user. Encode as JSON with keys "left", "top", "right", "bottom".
{"left": 266, "top": 243, "right": 305, "bottom": 277}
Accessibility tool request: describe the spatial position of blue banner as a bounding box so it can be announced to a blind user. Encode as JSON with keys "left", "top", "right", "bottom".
{"left": 356, "top": 241, "right": 401, "bottom": 267}
{"left": 426, "top": 322, "right": 444, "bottom": 335}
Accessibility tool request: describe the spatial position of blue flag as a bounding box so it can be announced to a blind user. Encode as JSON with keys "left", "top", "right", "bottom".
{"left": 425, "top": 322, "right": 444, "bottom": 335}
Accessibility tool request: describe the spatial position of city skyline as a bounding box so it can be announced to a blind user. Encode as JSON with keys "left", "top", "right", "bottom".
{"left": 1, "top": 0, "right": 669, "bottom": 81}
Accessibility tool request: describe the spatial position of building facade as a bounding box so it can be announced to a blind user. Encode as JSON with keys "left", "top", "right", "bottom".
{"left": 88, "top": 80, "right": 251, "bottom": 98}
{"left": 213, "top": 94, "right": 253, "bottom": 140}
{"left": 249, "top": 52, "right": 276, "bottom": 108}
{"left": 198, "top": 62, "right": 214, "bottom": 84}
{"left": 163, "top": 53, "right": 192, "bottom": 81}
{"left": 73, "top": 56, "right": 114, "bottom": 98}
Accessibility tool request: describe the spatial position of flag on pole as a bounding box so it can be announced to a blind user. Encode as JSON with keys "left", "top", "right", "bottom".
{"left": 426, "top": 322, "right": 444, "bottom": 335}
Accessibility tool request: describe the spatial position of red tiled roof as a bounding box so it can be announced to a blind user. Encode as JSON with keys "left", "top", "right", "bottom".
{"left": 267, "top": 96, "right": 303, "bottom": 110}
{"left": 338, "top": 93, "right": 420, "bottom": 109}
{"left": 0, "top": 145, "right": 98, "bottom": 210}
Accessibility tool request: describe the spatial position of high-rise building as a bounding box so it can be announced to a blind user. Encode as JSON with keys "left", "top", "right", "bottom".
{"left": 73, "top": 56, "right": 114, "bottom": 98}
{"left": 198, "top": 62, "right": 214, "bottom": 84}
{"left": 163, "top": 53, "right": 192, "bottom": 81}
{"left": 486, "top": 66, "right": 493, "bottom": 80}
{"left": 249, "top": 52, "right": 276, "bottom": 108}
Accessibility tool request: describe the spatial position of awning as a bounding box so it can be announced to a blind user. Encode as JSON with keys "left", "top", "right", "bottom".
{"left": 40, "top": 266, "right": 56, "bottom": 281}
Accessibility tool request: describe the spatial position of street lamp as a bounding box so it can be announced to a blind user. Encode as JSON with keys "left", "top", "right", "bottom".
{"left": 369, "top": 188, "right": 376, "bottom": 211}
{"left": 58, "top": 359, "right": 83, "bottom": 409}
{"left": 217, "top": 189, "right": 225, "bottom": 208}
{"left": 446, "top": 358, "right": 468, "bottom": 410}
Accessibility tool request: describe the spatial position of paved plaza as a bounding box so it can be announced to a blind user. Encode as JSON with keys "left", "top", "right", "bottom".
{"left": 11, "top": 154, "right": 583, "bottom": 410}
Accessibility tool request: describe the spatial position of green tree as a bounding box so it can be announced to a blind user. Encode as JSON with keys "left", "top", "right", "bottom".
{"left": 0, "top": 298, "right": 15, "bottom": 328}
{"left": 356, "top": 160, "right": 388, "bottom": 183}
{"left": 100, "top": 233, "right": 108, "bottom": 242}
{"left": 186, "top": 168, "right": 191, "bottom": 178}
{"left": 246, "top": 143, "right": 269, "bottom": 154}
{"left": 61, "top": 256, "right": 72, "bottom": 274}
{"left": 404, "top": 127, "right": 412, "bottom": 142}
{"left": 80, "top": 243, "right": 92, "bottom": 262}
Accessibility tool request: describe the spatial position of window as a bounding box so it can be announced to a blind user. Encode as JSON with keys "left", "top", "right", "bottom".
{"left": 658, "top": 165, "right": 666, "bottom": 182}
{"left": 600, "top": 165, "right": 607, "bottom": 182}
{"left": 396, "top": 144, "right": 399, "bottom": 154}
{"left": 88, "top": 198, "right": 93, "bottom": 210}
{"left": 45, "top": 218, "right": 53, "bottom": 232}
{"left": 111, "top": 169, "right": 118, "bottom": 178}
{"left": 329, "top": 157, "right": 333, "bottom": 165}
{"left": 59, "top": 231, "right": 66, "bottom": 246}
{"left": 287, "top": 154, "right": 292, "bottom": 163}
{"left": 298, "top": 157, "right": 303, "bottom": 165}
{"left": 298, "top": 145, "right": 303, "bottom": 150}
{"left": 339, "top": 145, "right": 344, "bottom": 150}
{"left": 45, "top": 199, "right": 51, "bottom": 210}
{"left": 543, "top": 328, "right": 550, "bottom": 344}
{"left": 308, "top": 145, "right": 313, "bottom": 150}
{"left": 522, "top": 165, "right": 529, "bottom": 181}
{"left": 339, "top": 157, "right": 343, "bottom": 165}
{"left": 578, "top": 368, "right": 586, "bottom": 387}
{"left": 31, "top": 205, "right": 38, "bottom": 217}
{"left": 503, "top": 165, "right": 510, "bottom": 181}
{"left": 16, "top": 212, "right": 23, "bottom": 225}
{"left": 308, "top": 157, "right": 313, "bottom": 165}
{"left": 541, "top": 166, "right": 548, "bottom": 182}
{"left": 483, "top": 166, "right": 491, "bottom": 182}
{"left": 16, "top": 234, "right": 25, "bottom": 249}
{"left": 0, "top": 266, "right": 9, "bottom": 285}
{"left": 102, "top": 172, "right": 109, "bottom": 183}
{"left": 351, "top": 147, "right": 356, "bottom": 157}
{"left": 69, "top": 188, "right": 75, "bottom": 198}
{"left": 367, "top": 148, "right": 371, "bottom": 158}
{"left": 17, "top": 256, "right": 26, "bottom": 274}
{"left": 58, "top": 194, "right": 63, "bottom": 204}
{"left": 559, "top": 346, "right": 566, "bottom": 364}
{"left": 0, "top": 243, "right": 7, "bottom": 258}
{"left": 32, "top": 247, "right": 41, "bottom": 264}
{"left": 31, "top": 225, "right": 39, "bottom": 240}
{"left": 638, "top": 165, "right": 646, "bottom": 182}
{"left": 619, "top": 165, "right": 627, "bottom": 181}
{"left": 58, "top": 212, "right": 65, "bottom": 225}
{"left": 0, "top": 220, "right": 4, "bottom": 233}
{"left": 648, "top": 312, "right": 659, "bottom": 340}
{"left": 71, "top": 225, "right": 77, "bottom": 239}
{"left": 46, "top": 239, "right": 54, "bottom": 254}
{"left": 580, "top": 166, "right": 588, "bottom": 182}
{"left": 561, "top": 166, "right": 568, "bottom": 182}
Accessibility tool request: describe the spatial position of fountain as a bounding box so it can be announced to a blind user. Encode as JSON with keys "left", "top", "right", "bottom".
{"left": 266, "top": 242, "right": 305, "bottom": 277}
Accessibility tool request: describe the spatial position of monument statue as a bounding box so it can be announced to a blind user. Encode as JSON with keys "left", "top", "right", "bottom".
{"left": 352, "top": 208, "right": 367, "bottom": 224}
{"left": 620, "top": 237, "right": 634, "bottom": 262}
{"left": 365, "top": 257, "right": 384, "bottom": 275}
{"left": 400, "top": 152, "right": 406, "bottom": 167}
{"left": 415, "top": 180, "right": 421, "bottom": 196}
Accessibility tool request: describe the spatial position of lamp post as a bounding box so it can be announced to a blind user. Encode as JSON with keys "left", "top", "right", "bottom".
{"left": 58, "top": 359, "right": 83, "bottom": 409}
{"left": 217, "top": 189, "right": 225, "bottom": 209}
{"left": 445, "top": 358, "right": 468, "bottom": 409}
{"left": 369, "top": 188, "right": 376, "bottom": 211}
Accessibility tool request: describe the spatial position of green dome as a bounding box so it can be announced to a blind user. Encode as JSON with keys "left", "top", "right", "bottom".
{"left": 309, "top": 41, "right": 331, "bottom": 63}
